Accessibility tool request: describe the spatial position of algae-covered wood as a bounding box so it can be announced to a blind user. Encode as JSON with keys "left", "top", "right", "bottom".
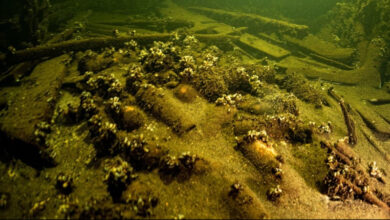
{"left": 283, "top": 34, "right": 355, "bottom": 64}
{"left": 189, "top": 7, "right": 309, "bottom": 38}
{"left": 1, "top": 0, "right": 390, "bottom": 219}
{"left": 239, "top": 33, "right": 290, "bottom": 59}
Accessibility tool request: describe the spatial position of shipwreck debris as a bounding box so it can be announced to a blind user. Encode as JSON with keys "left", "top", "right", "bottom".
{"left": 0, "top": 55, "right": 70, "bottom": 168}
{"left": 322, "top": 141, "right": 390, "bottom": 211}
{"left": 122, "top": 135, "right": 166, "bottom": 171}
{"left": 266, "top": 185, "right": 283, "bottom": 202}
{"left": 135, "top": 85, "right": 196, "bottom": 134}
{"left": 340, "top": 99, "right": 357, "bottom": 146}
{"left": 121, "top": 105, "right": 146, "bottom": 131}
{"left": 0, "top": 34, "right": 238, "bottom": 66}
{"left": 104, "top": 156, "right": 137, "bottom": 202}
{"left": 328, "top": 87, "right": 357, "bottom": 145}
{"left": 302, "top": 38, "right": 386, "bottom": 86}
{"left": 226, "top": 182, "right": 269, "bottom": 219}
{"left": 158, "top": 152, "right": 205, "bottom": 184}
{"left": 189, "top": 7, "right": 309, "bottom": 38}
{"left": 236, "top": 130, "right": 282, "bottom": 174}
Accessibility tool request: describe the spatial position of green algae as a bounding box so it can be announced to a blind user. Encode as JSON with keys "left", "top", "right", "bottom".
{"left": 0, "top": 0, "right": 390, "bottom": 219}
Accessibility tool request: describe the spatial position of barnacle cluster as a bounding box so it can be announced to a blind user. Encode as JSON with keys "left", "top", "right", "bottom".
{"left": 317, "top": 121, "right": 333, "bottom": 134}
{"left": 368, "top": 161, "right": 385, "bottom": 183}
{"left": 226, "top": 181, "right": 270, "bottom": 219}
{"left": 264, "top": 113, "right": 312, "bottom": 143}
{"left": 324, "top": 161, "right": 361, "bottom": 200}
{"left": 104, "top": 157, "right": 137, "bottom": 201}
{"left": 179, "top": 55, "right": 196, "bottom": 70}
{"left": 177, "top": 55, "right": 196, "bottom": 82}
{"left": 271, "top": 167, "right": 283, "bottom": 179}
{"left": 125, "top": 64, "right": 145, "bottom": 94}
{"left": 122, "top": 135, "right": 164, "bottom": 170}
{"left": 159, "top": 152, "right": 200, "bottom": 182}
{"left": 140, "top": 41, "right": 180, "bottom": 72}
{"left": 106, "top": 96, "right": 122, "bottom": 116}
{"left": 87, "top": 114, "right": 103, "bottom": 136}
{"left": 224, "top": 66, "right": 252, "bottom": 92}
{"left": 198, "top": 53, "right": 219, "bottom": 71}
{"left": 178, "top": 152, "right": 198, "bottom": 170}
{"left": 159, "top": 155, "right": 180, "bottom": 177}
{"left": 34, "top": 121, "right": 51, "bottom": 145}
{"left": 215, "top": 93, "right": 243, "bottom": 108}
{"left": 112, "top": 29, "right": 120, "bottom": 37}
{"left": 323, "top": 147, "right": 371, "bottom": 201}
{"left": 228, "top": 183, "right": 252, "bottom": 203}
{"left": 242, "top": 130, "right": 269, "bottom": 144}
{"left": 266, "top": 185, "right": 282, "bottom": 201}
{"left": 182, "top": 35, "right": 199, "bottom": 48}
{"left": 249, "top": 75, "right": 266, "bottom": 97}
{"left": 29, "top": 200, "right": 47, "bottom": 217}
{"left": 235, "top": 128, "right": 283, "bottom": 177}
{"left": 179, "top": 67, "right": 195, "bottom": 81}
{"left": 88, "top": 116, "right": 119, "bottom": 156}
{"left": 79, "top": 91, "right": 98, "bottom": 119}
{"left": 124, "top": 40, "right": 138, "bottom": 51}
{"left": 129, "top": 37, "right": 280, "bottom": 103}
{"left": 236, "top": 66, "right": 247, "bottom": 76}
{"left": 226, "top": 64, "right": 278, "bottom": 96}
{"left": 86, "top": 74, "right": 122, "bottom": 98}
{"left": 227, "top": 182, "right": 253, "bottom": 205}
{"left": 95, "top": 121, "right": 118, "bottom": 147}
{"left": 124, "top": 193, "right": 158, "bottom": 217}
{"left": 228, "top": 182, "right": 244, "bottom": 199}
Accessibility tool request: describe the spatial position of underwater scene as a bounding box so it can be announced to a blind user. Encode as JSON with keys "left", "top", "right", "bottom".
{"left": 0, "top": 0, "right": 390, "bottom": 219}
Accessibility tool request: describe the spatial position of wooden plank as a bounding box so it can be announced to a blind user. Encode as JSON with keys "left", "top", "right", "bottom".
{"left": 239, "top": 33, "right": 290, "bottom": 59}
{"left": 1, "top": 34, "right": 238, "bottom": 65}
{"left": 283, "top": 34, "right": 355, "bottom": 67}
{"left": 189, "top": 7, "right": 309, "bottom": 38}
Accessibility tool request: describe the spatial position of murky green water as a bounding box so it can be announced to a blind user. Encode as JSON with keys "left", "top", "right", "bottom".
{"left": 0, "top": 0, "right": 390, "bottom": 219}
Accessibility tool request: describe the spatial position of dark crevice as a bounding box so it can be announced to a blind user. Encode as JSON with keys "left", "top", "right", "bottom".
{"left": 0, "top": 131, "right": 57, "bottom": 170}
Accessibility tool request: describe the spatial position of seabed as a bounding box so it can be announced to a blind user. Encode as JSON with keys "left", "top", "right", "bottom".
{"left": 0, "top": 0, "right": 390, "bottom": 219}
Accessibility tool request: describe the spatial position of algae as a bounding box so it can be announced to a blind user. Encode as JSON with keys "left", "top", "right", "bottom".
{"left": 1, "top": 0, "right": 390, "bottom": 219}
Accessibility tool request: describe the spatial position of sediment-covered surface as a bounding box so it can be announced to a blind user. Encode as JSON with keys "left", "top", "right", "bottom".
{"left": 1, "top": 0, "right": 390, "bottom": 219}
